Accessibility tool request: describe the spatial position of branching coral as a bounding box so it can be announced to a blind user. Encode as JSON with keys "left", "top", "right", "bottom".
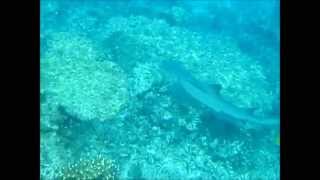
{"left": 54, "top": 155, "right": 119, "bottom": 180}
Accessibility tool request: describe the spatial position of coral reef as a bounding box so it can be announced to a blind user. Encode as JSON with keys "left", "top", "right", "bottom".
{"left": 101, "top": 15, "right": 276, "bottom": 115}
{"left": 129, "top": 62, "right": 162, "bottom": 96}
{"left": 40, "top": 1, "right": 280, "bottom": 179}
{"left": 41, "top": 32, "right": 128, "bottom": 121}
{"left": 54, "top": 155, "right": 118, "bottom": 180}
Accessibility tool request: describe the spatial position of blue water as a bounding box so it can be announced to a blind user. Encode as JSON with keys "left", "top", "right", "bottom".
{"left": 40, "top": 0, "right": 280, "bottom": 179}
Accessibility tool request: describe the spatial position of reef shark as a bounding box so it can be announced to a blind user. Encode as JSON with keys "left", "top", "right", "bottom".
{"left": 160, "top": 60, "right": 279, "bottom": 127}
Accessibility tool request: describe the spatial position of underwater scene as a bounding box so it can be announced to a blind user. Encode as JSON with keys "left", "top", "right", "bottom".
{"left": 40, "top": 0, "right": 280, "bottom": 179}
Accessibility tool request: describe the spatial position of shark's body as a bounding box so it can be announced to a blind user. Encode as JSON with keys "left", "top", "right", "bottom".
{"left": 160, "top": 60, "right": 279, "bottom": 127}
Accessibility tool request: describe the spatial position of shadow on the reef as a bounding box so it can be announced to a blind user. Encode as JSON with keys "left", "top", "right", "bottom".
{"left": 201, "top": 111, "right": 242, "bottom": 139}
{"left": 53, "top": 106, "right": 106, "bottom": 158}
{"left": 126, "top": 163, "right": 146, "bottom": 180}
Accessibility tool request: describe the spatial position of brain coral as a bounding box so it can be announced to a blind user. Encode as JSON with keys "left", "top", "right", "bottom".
{"left": 41, "top": 32, "right": 128, "bottom": 121}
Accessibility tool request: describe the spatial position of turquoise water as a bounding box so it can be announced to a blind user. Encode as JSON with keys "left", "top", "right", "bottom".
{"left": 40, "top": 0, "right": 280, "bottom": 179}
